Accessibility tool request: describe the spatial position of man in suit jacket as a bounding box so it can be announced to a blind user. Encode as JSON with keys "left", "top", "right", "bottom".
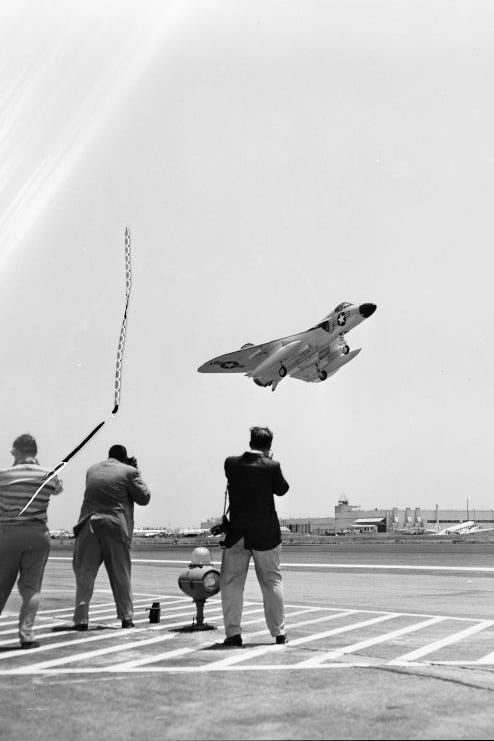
{"left": 72, "top": 444, "right": 151, "bottom": 630}
{"left": 221, "top": 426, "right": 289, "bottom": 647}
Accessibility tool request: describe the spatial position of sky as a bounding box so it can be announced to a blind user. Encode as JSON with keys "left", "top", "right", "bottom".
{"left": 1, "top": 0, "right": 493, "bottom": 529}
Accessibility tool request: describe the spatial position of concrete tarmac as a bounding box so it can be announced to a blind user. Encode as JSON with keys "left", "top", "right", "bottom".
{"left": 1, "top": 544, "right": 494, "bottom": 740}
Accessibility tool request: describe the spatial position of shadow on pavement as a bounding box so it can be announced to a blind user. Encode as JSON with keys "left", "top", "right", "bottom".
{"left": 50, "top": 625, "right": 112, "bottom": 633}
{"left": 202, "top": 641, "right": 273, "bottom": 650}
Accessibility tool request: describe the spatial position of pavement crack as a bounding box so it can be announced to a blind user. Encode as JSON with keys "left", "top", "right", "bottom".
{"left": 359, "top": 664, "right": 494, "bottom": 694}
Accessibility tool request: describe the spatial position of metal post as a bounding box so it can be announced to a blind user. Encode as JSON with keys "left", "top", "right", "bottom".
{"left": 195, "top": 600, "right": 205, "bottom": 626}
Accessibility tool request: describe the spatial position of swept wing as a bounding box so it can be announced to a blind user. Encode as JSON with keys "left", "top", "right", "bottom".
{"left": 197, "top": 337, "right": 297, "bottom": 374}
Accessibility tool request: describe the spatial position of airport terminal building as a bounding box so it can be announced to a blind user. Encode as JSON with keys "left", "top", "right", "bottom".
{"left": 202, "top": 497, "right": 494, "bottom": 535}
{"left": 277, "top": 497, "right": 494, "bottom": 535}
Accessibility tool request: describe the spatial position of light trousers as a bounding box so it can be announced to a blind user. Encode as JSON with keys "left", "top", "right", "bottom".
{"left": 0, "top": 522, "right": 50, "bottom": 643}
{"left": 220, "top": 537, "right": 285, "bottom": 638}
{"left": 73, "top": 519, "right": 133, "bottom": 624}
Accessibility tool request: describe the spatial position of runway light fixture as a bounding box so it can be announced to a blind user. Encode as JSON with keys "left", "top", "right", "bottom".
{"left": 177, "top": 547, "right": 220, "bottom": 631}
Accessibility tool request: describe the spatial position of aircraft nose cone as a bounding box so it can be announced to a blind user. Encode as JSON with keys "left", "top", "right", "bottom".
{"left": 359, "top": 303, "right": 377, "bottom": 318}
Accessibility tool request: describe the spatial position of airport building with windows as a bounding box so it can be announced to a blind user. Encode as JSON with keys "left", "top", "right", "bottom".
{"left": 202, "top": 497, "right": 494, "bottom": 535}
{"left": 277, "top": 498, "right": 494, "bottom": 535}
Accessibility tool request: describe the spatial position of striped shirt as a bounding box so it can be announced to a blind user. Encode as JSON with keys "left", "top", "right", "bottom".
{"left": 0, "top": 461, "right": 63, "bottom": 524}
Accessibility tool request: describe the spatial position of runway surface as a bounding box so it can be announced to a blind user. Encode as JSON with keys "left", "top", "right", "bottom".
{"left": 2, "top": 545, "right": 494, "bottom": 740}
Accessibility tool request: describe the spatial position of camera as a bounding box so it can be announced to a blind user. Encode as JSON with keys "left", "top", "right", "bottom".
{"left": 126, "top": 456, "right": 138, "bottom": 469}
{"left": 210, "top": 515, "right": 229, "bottom": 537}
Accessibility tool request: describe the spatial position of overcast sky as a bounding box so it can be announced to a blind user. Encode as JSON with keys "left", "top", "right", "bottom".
{"left": 1, "top": 0, "right": 493, "bottom": 529}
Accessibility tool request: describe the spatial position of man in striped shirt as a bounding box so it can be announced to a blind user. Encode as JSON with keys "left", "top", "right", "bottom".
{"left": 0, "top": 433, "right": 63, "bottom": 648}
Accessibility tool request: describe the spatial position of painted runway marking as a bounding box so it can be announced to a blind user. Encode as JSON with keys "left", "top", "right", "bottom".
{"left": 0, "top": 595, "right": 192, "bottom": 636}
{"left": 475, "top": 646, "right": 494, "bottom": 664}
{"left": 390, "top": 620, "right": 494, "bottom": 663}
{"left": 11, "top": 633, "right": 179, "bottom": 674}
{"left": 0, "top": 593, "right": 188, "bottom": 629}
{"left": 201, "top": 613, "right": 398, "bottom": 671}
{"left": 110, "top": 607, "right": 330, "bottom": 671}
{"left": 2, "top": 593, "right": 494, "bottom": 675}
{"left": 48, "top": 556, "right": 494, "bottom": 573}
{"left": 0, "top": 595, "right": 191, "bottom": 638}
{"left": 0, "top": 604, "right": 267, "bottom": 663}
{"left": 296, "top": 616, "right": 446, "bottom": 667}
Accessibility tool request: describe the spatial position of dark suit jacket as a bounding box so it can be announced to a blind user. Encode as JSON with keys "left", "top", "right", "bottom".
{"left": 224, "top": 452, "right": 289, "bottom": 551}
{"left": 73, "top": 458, "right": 151, "bottom": 544}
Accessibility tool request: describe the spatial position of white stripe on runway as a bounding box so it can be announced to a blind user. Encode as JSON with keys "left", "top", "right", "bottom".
{"left": 0, "top": 663, "right": 375, "bottom": 675}
{"left": 0, "top": 604, "right": 272, "bottom": 666}
{"left": 296, "top": 616, "right": 446, "bottom": 666}
{"left": 0, "top": 593, "right": 189, "bottom": 629}
{"left": 390, "top": 620, "right": 494, "bottom": 663}
{"left": 48, "top": 556, "right": 494, "bottom": 573}
{"left": 110, "top": 606, "right": 324, "bottom": 671}
{"left": 3, "top": 605, "right": 286, "bottom": 674}
{"left": 474, "top": 647, "right": 494, "bottom": 664}
{"left": 11, "top": 633, "right": 179, "bottom": 673}
{"left": 199, "top": 613, "right": 398, "bottom": 671}
{"left": 0, "top": 604, "right": 225, "bottom": 661}
{"left": 0, "top": 595, "right": 189, "bottom": 638}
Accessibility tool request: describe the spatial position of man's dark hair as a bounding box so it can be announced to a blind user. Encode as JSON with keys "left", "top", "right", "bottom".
{"left": 108, "top": 444, "right": 128, "bottom": 463}
{"left": 249, "top": 426, "right": 273, "bottom": 451}
{"left": 13, "top": 433, "right": 37, "bottom": 456}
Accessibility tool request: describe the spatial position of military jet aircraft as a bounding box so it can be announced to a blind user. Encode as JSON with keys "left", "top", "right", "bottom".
{"left": 198, "top": 301, "right": 377, "bottom": 391}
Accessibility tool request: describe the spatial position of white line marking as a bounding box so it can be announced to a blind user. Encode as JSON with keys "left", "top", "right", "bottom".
{"left": 111, "top": 607, "right": 323, "bottom": 671}
{"left": 0, "top": 593, "right": 189, "bottom": 628}
{"left": 0, "top": 663, "right": 375, "bottom": 675}
{"left": 112, "top": 645, "right": 200, "bottom": 670}
{"left": 468, "top": 644, "right": 494, "bottom": 664}
{"left": 11, "top": 633, "right": 179, "bottom": 673}
{"left": 390, "top": 620, "right": 494, "bottom": 663}
{"left": 48, "top": 556, "right": 494, "bottom": 573}
{"left": 0, "top": 605, "right": 225, "bottom": 660}
{"left": 0, "top": 607, "right": 196, "bottom": 645}
{"left": 0, "top": 595, "right": 188, "bottom": 636}
{"left": 198, "top": 613, "right": 397, "bottom": 671}
{"left": 297, "top": 616, "right": 446, "bottom": 667}
{"left": 0, "top": 604, "right": 273, "bottom": 665}
{"left": 3, "top": 605, "right": 299, "bottom": 673}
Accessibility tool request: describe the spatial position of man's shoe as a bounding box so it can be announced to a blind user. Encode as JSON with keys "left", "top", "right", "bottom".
{"left": 74, "top": 623, "right": 88, "bottom": 631}
{"left": 223, "top": 634, "right": 242, "bottom": 647}
{"left": 275, "top": 634, "right": 287, "bottom": 645}
{"left": 121, "top": 620, "right": 135, "bottom": 629}
{"left": 20, "top": 640, "right": 40, "bottom": 649}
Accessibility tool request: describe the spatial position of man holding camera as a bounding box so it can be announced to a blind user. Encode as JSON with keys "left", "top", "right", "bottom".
{"left": 220, "top": 426, "right": 289, "bottom": 647}
{"left": 72, "top": 445, "right": 151, "bottom": 630}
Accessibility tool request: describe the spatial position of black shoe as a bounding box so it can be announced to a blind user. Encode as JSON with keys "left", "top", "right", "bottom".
{"left": 74, "top": 623, "right": 88, "bottom": 632}
{"left": 20, "top": 640, "right": 40, "bottom": 649}
{"left": 275, "top": 635, "right": 287, "bottom": 645}
{"left": 121, "top": 620, "right": 135, "bottom": 629}
{"left": 223, "top": 634, "right": 242, "bottom": 647}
